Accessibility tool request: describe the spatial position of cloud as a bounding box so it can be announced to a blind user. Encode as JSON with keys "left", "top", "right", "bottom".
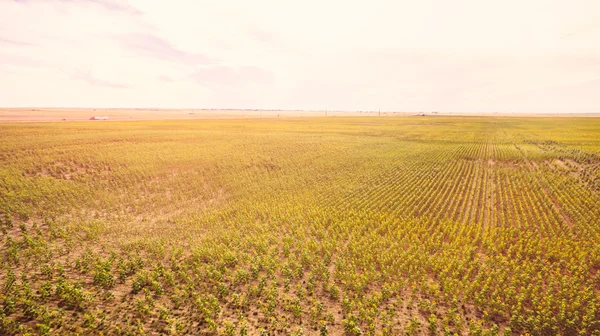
{"left": 556, "top": 54, "right": 600, "bottom": 67}
{"left": 121, "top": 33, "right": 213, "bottom": 65}
{"left": 491, "top": 78, "right": 600, "bottom": 112}
{"left": 73, "top": 72, "right": 128, "bottom": 89}
{"left": 158, "top": 75, "right": 174, "bottom": 82}
{"left": 0, "top": 53, "right": 45, "bottom": 67}
{"left": 560, "top": 22, "right": 600, "bottom": 40}
{"left": 190, "top": 65, "right": 273, "bottom": 87}
{"left": 12, "top": 0, "right": 141, "bottom": 14}
{"left": 244, "top": 25, "right": 296, "bottom": 54}
{"left": 0, "top": 0, "right": 599, "bottom": 111}
{"left": 80, "top": 0, "right": 141, "bottom": 14}
{"left": 0, "top": 36, "right": 33, "bottom": 46}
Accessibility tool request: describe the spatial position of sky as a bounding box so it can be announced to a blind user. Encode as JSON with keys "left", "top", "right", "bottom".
{"left": 1, "top": 0, "right": 599, "bottom": 112}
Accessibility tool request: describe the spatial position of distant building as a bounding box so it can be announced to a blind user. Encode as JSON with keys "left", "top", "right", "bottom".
{"left": 89, "top": 116, "right": 108, "bottom": 120}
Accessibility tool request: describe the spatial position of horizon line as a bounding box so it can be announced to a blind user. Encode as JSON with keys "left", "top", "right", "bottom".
{"left": 1, "top": 107, "right": 599, "bottom": 114}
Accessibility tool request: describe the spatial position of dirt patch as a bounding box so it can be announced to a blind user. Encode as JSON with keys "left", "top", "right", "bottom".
{"left": 544, "top": 161, "right": 556, "bottom": 170}
{"left": 23, "top": 161, "right": 111, "bottom": 180}
{"left": 552, "top": 159, "right": 569, "bottom": 170}
{"left": 564, "top": 159, "right": 581, "bottom": 169}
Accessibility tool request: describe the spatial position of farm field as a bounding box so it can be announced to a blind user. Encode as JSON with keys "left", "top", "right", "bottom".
{"left": 0, "top": 117, "right": 599, "bottom": 335}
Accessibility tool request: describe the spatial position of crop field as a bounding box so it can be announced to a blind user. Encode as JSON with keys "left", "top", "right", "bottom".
{"left": 0, "top": 117, "right": 599, "bottom": 335}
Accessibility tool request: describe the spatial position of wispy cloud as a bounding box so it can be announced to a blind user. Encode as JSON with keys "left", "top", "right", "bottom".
{"left": 74, "top": 72, "right": 127, "bottom": 89}
{"left": 0, "top": 36, "right": 34, "bottom": 46}
{"left": 190, "top": 65, "right": 273, "bottom": 87}
{"left": 81, "top": 0, "right": 140, "bottom": 14}
{"left": 0, "top": 53, "right": 44, "bottom": 67}
{"left": 12, "top": 0, "right": 141, "bottom": 14}
{"left": 158, "top": 75, "right": 174, "bottom": 82}
{"left": 246, "top": 25, "right": 290, "bottom": 52}
{"left": 497, "top": 78, "right": 600, "bottom": 100}
{"left": 121, "top": 33, "right": 213, "bottom": 65}
{"left": 1, "top": 0, "right": 599, "bottom": 111}
{"left": 560, "top": 23, "right": 600, "bottom": 40}
{"left": 556, "top": 54, "right": 600, "bottom": 67}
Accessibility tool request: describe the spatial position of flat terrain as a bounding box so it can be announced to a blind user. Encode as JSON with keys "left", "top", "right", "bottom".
{"left": 0, "top": 108, "right": 370, "bottom": 122}
{"left": 1, "top": 108, "right": 598, "bottom": 122}
{"left": 0, "top": 117, "right": 599, "bottom": 335}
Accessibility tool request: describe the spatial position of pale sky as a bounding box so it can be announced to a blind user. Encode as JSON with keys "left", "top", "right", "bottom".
{"left": 1, "top": 0, "right": 599, "bottom": 112}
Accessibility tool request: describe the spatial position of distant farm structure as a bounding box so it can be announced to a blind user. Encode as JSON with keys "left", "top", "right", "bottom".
{"left": 89, "top": 116, "right": 108, "bottom": 120}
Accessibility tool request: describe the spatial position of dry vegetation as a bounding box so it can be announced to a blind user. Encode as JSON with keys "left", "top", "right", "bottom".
{"left": 0, "top": 117, "right": 599, "bottom": 335}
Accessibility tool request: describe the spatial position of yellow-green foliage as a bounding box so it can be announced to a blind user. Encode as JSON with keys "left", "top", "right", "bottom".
{"left": 0, "top": 117, "right": 599, "bottom": 335}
